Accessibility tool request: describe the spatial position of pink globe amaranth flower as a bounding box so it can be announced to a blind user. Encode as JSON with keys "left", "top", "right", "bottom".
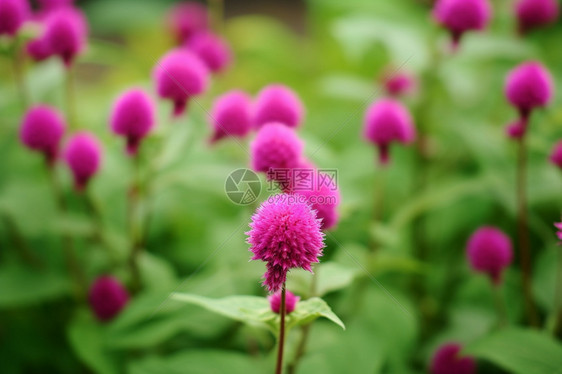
{"left": 38, "top": 0, "right": 73, "bottom": 13}
{"left": 0, "top": 0, "right": 30, "bottom": 36}
{"left": 363, "top": 98, "right": 416, "bottom": 165}
{"left": 186, "top": 31, "right": 231, "bottom": 73}
{"left": 254, "top": 84, "right": 304, "bottom": 129}
{"left": 430, "top": 343, "right": 476, "bottom": 374}
{"left": 153, "top": 48, "right": 209, "bottom": 117}
{"left": 549, "top": 141, "right": 562, "bottom": 169}
{"left": 26, "top": 36, "right": 53, "bottom": 61}
{"left": 251, "top": 122, "right": 304, "bottom": 174}
{"left": 166, "top": 1, "right": 208, "bottom": 44}
{"left": 467, "top": 226, "right": 513, "bottom": 285}
{"left": 209, "top": 90, "right": 252, "bottom": 144}
{"left": 382, "top": 70, "right": 417, "bottom": 97}
{"left": 433, "top": 0, "right": 491, "bottom": 48}
{"left": 247, "top": 194, "right": 325, "bottom": 292}
{"left": 505, "top": 118, "right": 528, "bottom": 139}
{"left": 64, "top": 132, "right": 102, "bottom": 191}
{"left": 20, "top": 105, "right": 66, "bottom": 165}
{"left": 43, "top": 7, "right": 87, "bottom": 67}
{"left": 110, "top": 88, "right": 156, "bottom": 155}
{"left": 505, "top": 61, "right": 554, "bottom": 120}
{"left": 295, "top": 172, "right": 340, "bottom": 231}
{"left": 516, "top": 0, "right": 559, "bottom": 34}
{"left": 554, "top": 222, "right": 562, "bottom": 241}
{"left": 89, "top": 276, "right": 129, "bottom": 322}
{"left": 269, "top": 290, "right": 300, "bottom": 314}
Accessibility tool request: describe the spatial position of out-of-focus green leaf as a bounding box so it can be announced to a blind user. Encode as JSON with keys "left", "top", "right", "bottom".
{"left": 532, "top": 246, "right": 559, "bottom": 312}
{"left": 464, "top": 328, "right": 562, "bottom": 374}
{"left": 287, "top": 262, "right": 359, "bottom": 297}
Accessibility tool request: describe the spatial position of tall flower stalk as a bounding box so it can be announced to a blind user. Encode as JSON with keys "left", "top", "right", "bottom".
{"left": 275, "top": 284, "right": 287, "bottom": 374}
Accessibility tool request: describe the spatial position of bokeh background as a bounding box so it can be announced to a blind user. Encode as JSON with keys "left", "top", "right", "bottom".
{"left": 1, "top": 0, "right": 562, "bottom": 373}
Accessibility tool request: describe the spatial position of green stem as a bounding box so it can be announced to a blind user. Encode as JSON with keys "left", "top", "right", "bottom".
{"left": 84, "top": 192, "right": 119, "bottom": 266}
{"left": 553, "top": 245, "right": 562, "bottom": 338}
{"left": 12, "top": 43, "right": 29, "bottom": 110}
{"left": 65, "top": 66, "right": 77, "bottom": 130}
{"left": 275, "top": 283, "right": 287, "bottom": 374}
{"left": 2, "top": 214, "right": 42, "bottom": 268}
{"left": 208, "top": 0, "right": 224, "bottom": 34}
{"left": 128, "top": 155, "right": 143, "bottom": 293}
{"left": 369, "top": 168, "right": 386, "bottom": 251}
{"left": 492, "top": 283, "right": 508, "bottom": 328}
{"left": 516, "top": 137, "right": 538, "bottom": 327}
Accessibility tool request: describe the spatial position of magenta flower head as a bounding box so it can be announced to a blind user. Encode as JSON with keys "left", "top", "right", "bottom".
{"left": 186, "top": 31, "right": 231, "bottom": 73}
{"left": 26, "top": 36, "right": 53, "bottom": 61}
{"left": 296, "top": 172, "right": 340, "bottom": 231}
{"left": 467, "top": 226, "right": 513, "bottom": 285}
{"left": 251, "top": 122, "right": 304, "bottom": 174}
{"left": 516, "top": 0, "right": 559, "bottom": 34}
{"left": 254, "top": 84, "right": 304, "bottom": 129}
{"left": 505, "top": 61, "right": 554, "bottom": 120}
{"left": 433, "top": 0, "right": 491, "bottom": 48}
{"left": 88, "top": 276, "right": 129, "bottom": 322}
{"left": 505, "top": 118, "right": 527, "bottom": 139}
{"left": 110, "top": 88, "right": 156, "bottom": 155}
{"left": 247, "top": 194, "right": 324, "bottom": 292}
{"left": 209, "top": 90, "right": 252, "bottom": 144}
{"left": 166, "top": 1, "right": 208, "bottom": 44}
{"left": 549, "top": 141, "right": 562, "bottom": 169}
{"left": 269, "top": 290, "right": 300, "bottom": 314}
{"left": 20, "top": 105, "right": 66, "bottom": 165}
{"left": 382, "top": 70, "right": 417, "bottom": 97}
{"left": 153, "top": 48, "right": 209, "bottom": 117}
{"left": 430, "top": 343, "right": 476, "bottom": 374}
{"left": 63, "top": 131, "right": 102, "bottom": 191}
{"left": 38, "top": 0, "right": 73, "bottom": 13}
{"left": 0, "top": 0, "right": 30, "bottom": 36}
{"left": 43, "top": 7, "right": 87, "bottom": 67}
{"left": 554, "top": 222, "right": 562, "bottom": 241}
{"left": 363, "top": 98, "right": 416, "bottom": 165}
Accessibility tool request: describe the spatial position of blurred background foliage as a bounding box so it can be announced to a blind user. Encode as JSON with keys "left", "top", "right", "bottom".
{"left": 1, "top": 0, "right": 562, "bottom": 373}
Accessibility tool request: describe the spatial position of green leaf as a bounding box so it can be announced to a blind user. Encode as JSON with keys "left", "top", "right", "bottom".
{"left": 287, "top": 297, "right": 345, "bottom": 331}
{"left": 464, "top": 328, "right": 562, "bottom": 374}
{"left": 287, "top": 262, "right": 358, "bottom": 297}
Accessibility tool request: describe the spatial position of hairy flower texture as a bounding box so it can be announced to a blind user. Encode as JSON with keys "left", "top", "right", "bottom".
{"left": 89, "top": 276, "right": 129, "bottom": 322}
{"left": 251, "top": 122, "right": 304, "bottom": 174}
{"left": 433, "top": 0, "right": 491, "bottom": 48}
{"left": 467, "top": 226, "right": 513, "bottom": 284}
{"left": 64, "top": 131, "right": 102, "bottom": 191}
{"left": 549, "top": 141, "right": 562, "bottom": 169}
{"left": 20, "top": 105, "right": 66, "bottom": 165}
{"left": 516, "top": 0, "right": 559, "bottom": 34}
{"left": 269, "top": 290, "right": 300, "bottom": 314}
{"left": 430, "top": 343, "right": 476, "bottom": 374}
{"left": 247, "top": 194, "right": 325, "bottom": 292}
{"left": 363, "top": 98, "right": 416, "bottom": 165}
{"left": 153, "top": 48, "right": 209, "bottom": 117}
{"left": 110, "top": 88, "right": 156, "bottom": 155}
{"left": 296, "top": 172, "right": 340, "bottom": 231}
{"left": 43, "top": 7, "right": 87, "bottom": 67}
{"left": 187, "top": 31, "right": 231, "bottom": 73}
{"left": 554, "top": 222, "right": 562, "bottom": 241}
{"left": 0, "top": 0, "right": 30, "bottom": 36}
{"left": 382, "top": 70, "right": 417, "bottom": 97}
{"left": 254, "top": 84, "right": 304, "bottom": 129}
{"left": 166, "top": 1, "right": 208, "bottom": 44}
{"left": 505, "top": 61, "right": 553, "bottom": 121}
{"left": 209, "top": 90, "right": 252, "bottom": 144}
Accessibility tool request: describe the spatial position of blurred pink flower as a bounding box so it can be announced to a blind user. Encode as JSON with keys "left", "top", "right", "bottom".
{"left": 433, "top": 0, "right": 491, "bottom": 48}
{"left": 89, "top": 276, "right": 129, "bottom": 322}
{"left": 430, "top": 343, "right": 476, "bottom": 374}
{"left": 516, "top": 0, "right": 559, "bottom": 34}
{"left": 295, "top": 171, "right": 340, "bottom": 231}
{"left": 20, "top": 105, "right": 66, "bottom": 165}
{"left": 37, "top": 0, "right": 73, "bottom": 13}
{"left": 153, "top": 48, "right": 209, "bottom": 117}
{"left": 250, "top": 122, "right": 304, "bottom": 173}
{"left": 26, "top": 36, "right": 53, "bottom": 61}
{"left": 505, "top": 61, "right": 553, "bottom": 120}
{"left": 269, "top": 290, "right": 300, "bottom": 314}
{"left": 166, "top": 1, "right": 208, "bottom": 44}
{"left": 63, "top": 131, "right": 102, "bottom": 191}
{"left": 186, "top": 31, "right": 231, "bottom": 73}
{"left": 549, "top": 141, "right": 562, "bottom": 169}
{"left": 363, "top": 98, "right": 416, "bottom": 165}
{"left": 554, "top": 222, "right": 562, "bottom": 241}
{"left": 382, "top": 70, "right": 417, "bottom": 97}
{"left": 43, "top": 7, "right": 88, "bottom": 67}
{"left": 110, "top": 88, "right": 156, "bottom": 155}
{"left": 254, "top": 84, "right": 304, "bottom": 129}
{"left": 209, "top": 90, "right": 252, "bottom": 144}
{"left": 247, "top": 194, "right": 324, "bottom": 292}
{"left": 0, "top": 0, "right": 30, "bottom": 36}
{"left": 505, "top": 119, "right": 527, "bottom": 139}
{"left": 467, "top": 226, "right": 513, "bottom": 285}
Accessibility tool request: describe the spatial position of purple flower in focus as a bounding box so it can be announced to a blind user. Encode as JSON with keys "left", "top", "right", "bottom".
{"left": 549, "top": 141, "right": 562, "bottom": 169}
{"left": 505, "top": 61, "right": 553, "bottom": 121}
{"left": 0, "top": 0, "right": 30, "bottom": 36}
{"left": 110, "top": 88, "right": 156, "bottom": 155}
{"left": 209, "top": 90, "right": 252, "bottom": 144}
{"left": 363, "top": 98, "right": 416, "bottom": 165}
{"left": 269, "top": 290, "right": 300, "bottom": 314}
{"left": 250, "top": 122, "right": 304, "bottom": 174}
{"left": 153, "top": 48, "right": 209, "bottom": 117}
{"left": 89, "top": 276, "right": 129, "bottom": 322}
{"left": 166, "top": 1, "right": 208, "bottom": 44}
{"left": 186, "top": 31, "right": 231, "bottom": 73}
{"left": 20, "top": 105, "right": 66, "bottom": 165}
{"left": 430, "top": 343, "right": 476, "bottom": 374}
{"left": 433, "top": 0, "right": 491, "bottom": 49}
{"left": 516, "top": 0, "right": 559, "bottom": 34}
{"left": 43, "top": 7, "right": 87, "bottom": 67}
{"left": 467, "top": 226, "right": 513, "bottom": 285}
{"left": 247, "top": 194, "right": 324, "bottom": 292}
{"left": 63, "top": 131, "right": 102, "bottom": 191}
{"left": 254, "top": 84, "right": 304, "bottom": 129}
